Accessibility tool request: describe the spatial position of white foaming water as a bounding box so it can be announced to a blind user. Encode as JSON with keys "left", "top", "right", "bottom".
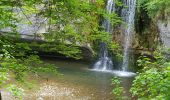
{"left": 93, "top": 0, "right": 115, "bottom": 71}
{"left": 93, "top": 43, "right": 113, "bottom": 71}
{"left": 121, "top": 0, "right": 136, "bottom": 71}
{"left": 94, "top": 0, "right": 137, "bottom": 73}
{"left": 89, "top": 69, "right": 136, "bottom": 77}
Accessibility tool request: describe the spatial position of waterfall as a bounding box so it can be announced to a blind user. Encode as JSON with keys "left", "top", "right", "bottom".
{"left": 121, "top": 0, "right": 136, "bottom": 71}
{"left": 93, "top": 0, "right": 136, "bottom": 72}
{"left": 93, "top": 0, "right": 115, "bottom": 71}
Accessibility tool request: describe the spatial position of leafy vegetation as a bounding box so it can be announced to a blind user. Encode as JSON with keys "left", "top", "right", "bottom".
{"left": 1, "top": 0, "right": 170, "bottom": 99}
{"left": 0, "top": 0, "right": 122, "bottom": 98}
{"left": 0, "top": 36, "right": 58, "bottom": 98}
{"left": 130, "top": 48, "right": 170, "bottom": 99}
{"left": 111, "top": 0, "right": 170, "bottom": 99}
{"left": 112, "top": 77, "right": 127, "bottom": 100}
{"left": 112, "top": 47, "right": 170, "bottom": 100}
{"left": 137, "top": 0, "right": 170, "bottom": 20}
{"left": 0, "top": 0, "right": 123, "bottom": 59}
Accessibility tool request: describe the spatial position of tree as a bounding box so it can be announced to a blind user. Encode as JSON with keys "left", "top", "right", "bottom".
{"left": 0, "top": 0, "right": 122, "bottom": 98}
{"left": 138, "top": 0, "right": 170, "bottom": 20}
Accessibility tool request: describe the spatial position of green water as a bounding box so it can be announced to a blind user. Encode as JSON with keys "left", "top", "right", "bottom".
{"left": 34, "top": 58, "right": 134, "bottom": 100}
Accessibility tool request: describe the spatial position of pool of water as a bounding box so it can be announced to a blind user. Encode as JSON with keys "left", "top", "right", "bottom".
{"left": 3, "top": 58, "right": 135, "bottom": 100}
{"left": 39, "top": 58, "right": 134, "bottom": 99}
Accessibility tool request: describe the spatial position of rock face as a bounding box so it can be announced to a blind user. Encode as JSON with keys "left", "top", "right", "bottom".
{"left": 157, "top": 19, "right": 170, "bottom": 48}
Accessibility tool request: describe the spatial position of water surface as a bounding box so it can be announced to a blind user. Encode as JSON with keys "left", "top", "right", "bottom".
{"left": 30, "top": 58, "right": 134, "bottom": 100}
{"left": 1, "top": 58, "right": 134, "bottom": 100}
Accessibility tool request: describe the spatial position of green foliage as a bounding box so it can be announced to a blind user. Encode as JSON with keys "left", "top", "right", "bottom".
{"left": 23, "top": 55, "right": 58, "bottom": 75}
{"left": 0, "top": 36, "right": 59, "bottom": 98}
{"left": 137, "top": 0, "right": 170, "bottom": 20}
{"left": 1, "top": 0, "right": 122, "bottom": 58}
{"left": 111, "top": 48, "right": 170, "bottom": 100}
{"left": 0, "top": 71, "right": 8, "bottom": 85}
{"left": 112, "top": 77, "right": 127, "bottom": 100}
{"left": 7, "top": 85, "right": 24, "bottom": 100}
{"left": 0, "top": 1, "right": 17, "bottom": 30}
{"left": 38, "top": 43, "right": 82, "bottom": 59}
{"left": 0, "top": 0, "right": 123, "bottom": 98}
{"left": 130, "top": 47, "right": 170, "bottom": 99}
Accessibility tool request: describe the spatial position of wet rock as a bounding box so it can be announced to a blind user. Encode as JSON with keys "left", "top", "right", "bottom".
{"left": 157, "top": 19, "right": 170, "bottom": 48}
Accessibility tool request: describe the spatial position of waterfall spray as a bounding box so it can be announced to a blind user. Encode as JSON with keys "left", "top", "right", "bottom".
{"left": 93, "top": 0, "right": 115, "bottom": 71}
{"left": 121, "top": 0, "right": 136, "bottom": 71}
{"left": 93, "top": 0, "right": 136, "bottom": 72}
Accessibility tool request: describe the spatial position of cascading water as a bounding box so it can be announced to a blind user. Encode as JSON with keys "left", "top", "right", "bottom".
{"left": 93, "top": 0, "right": 136, "bottom": 73}
{"left": 93, "top": 0, "right": 115, "bottom": 71}
{"left": 121, "top": 0, "right": 136, "bottom": 71}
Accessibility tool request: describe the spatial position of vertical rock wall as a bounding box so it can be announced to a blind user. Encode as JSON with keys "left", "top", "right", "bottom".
{"left": 157, "top": 19, "right": 170, "bottom": 48}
